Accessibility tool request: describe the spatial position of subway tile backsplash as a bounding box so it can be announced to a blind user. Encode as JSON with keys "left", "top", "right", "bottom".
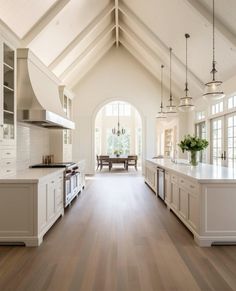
{"left": 17, "top": 123, "right": 50, "bottom": 170}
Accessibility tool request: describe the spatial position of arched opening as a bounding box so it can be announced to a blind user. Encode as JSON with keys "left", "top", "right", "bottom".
{"left": 94, "top": 100, "right": 143, "bottom": 172}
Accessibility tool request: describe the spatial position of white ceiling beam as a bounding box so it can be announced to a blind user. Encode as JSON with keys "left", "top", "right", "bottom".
{"left": 119, "top": 0, "right": 204, "bottom": 89}
{"left": 68, "top": 40, "right": 115, "bottom": 88}
{"left": 115, "top": 0, "right": 119, "bottom": 47}
{"left": 184, "top": 0, "right": 236, "bottom": 48}
{"left": 120, "top": 23, "right": 163, "bottom": 66}
{"left": 49, "top": 2, "right": 115, "bottom": 70}
{"left": 21, "top": 0, "right": 71, "bottom": 46}
{"left": 60, "top": 24, "right": 115, "bottom": 80}
{"left": 120, "top": 35, "right": 183, "bottom": 98}
{"left": 0, "top": 19, "right": 21, "bottom": 47}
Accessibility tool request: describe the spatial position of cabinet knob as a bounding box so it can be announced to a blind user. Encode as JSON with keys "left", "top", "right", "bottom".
{"left": 51, "top": 181, "right": 55, "bottom": 184}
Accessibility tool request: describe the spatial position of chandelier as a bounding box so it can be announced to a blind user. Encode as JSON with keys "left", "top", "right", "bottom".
{"left": 112, "top": 103, "right": 125, "bottom": 136}
{"left": 203, "top": 0, "right": 224, "bottom": 100}
{"left": 166, "top": 47, "right": 177, "bottom": 114}
{"left": 178, "top": 33, "right": 195, "bottom": 112}
{"left": 156, "top": 65, "right": 167, "bottom": 119}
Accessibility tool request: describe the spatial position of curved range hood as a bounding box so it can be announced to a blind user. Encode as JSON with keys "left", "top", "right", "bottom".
{"left": 17, "top": 48, "right": 75, "bottom": 130}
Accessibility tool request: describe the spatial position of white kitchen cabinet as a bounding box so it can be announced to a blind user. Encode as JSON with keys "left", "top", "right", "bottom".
{"left": 144, "top": 160, "right": 157, "bottom": 193}
{"left": 0, "top": 170, "right": 64, "bottom": 246}
{"left": 164, "top": 170, "right": 171, "bottom": 204}
{"left": 0, "top": 38, "right": 16, "bottom": 176}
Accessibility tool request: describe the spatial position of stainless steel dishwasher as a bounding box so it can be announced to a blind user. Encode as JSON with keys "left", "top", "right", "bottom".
{"left": 157, "top": 167, "right": 165, "bottom": 200}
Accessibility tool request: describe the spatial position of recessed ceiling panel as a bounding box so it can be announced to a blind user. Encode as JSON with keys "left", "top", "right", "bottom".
{"left": 0, "top": 0, "right": 57, "bottom": 38}
{"left": 29, "top": 0, "right": 110, "bottom": 66}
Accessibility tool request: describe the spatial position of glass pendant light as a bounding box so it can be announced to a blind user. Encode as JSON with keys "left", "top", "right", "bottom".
{"left": 166, "top": 47, "right": 177, "bottom": 114}
{"left": 203, "top": 0, "right": 224, "bottom": 100}
{"left": 156, "top": 65, "right": 167, "bottom": 119}
{"left": 178, "top": 33, "right": 195, "bottom": 112}
{"left": 112, "top": 103, "right": 125, "bottom": 136}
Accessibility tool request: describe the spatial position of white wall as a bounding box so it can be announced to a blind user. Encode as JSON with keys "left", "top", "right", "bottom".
{"left": 72, "top": 47, "right": 165, "bottom": 174}
{"left": 17, "top": 123, "right": 50, "bottom": 170}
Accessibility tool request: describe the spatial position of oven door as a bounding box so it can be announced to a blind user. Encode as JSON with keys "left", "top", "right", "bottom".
{"left": 71, "top": 172, "right": 79, "bottom": 195}
{"left": 65, "top": 175, "right": 72, "bottom": 206}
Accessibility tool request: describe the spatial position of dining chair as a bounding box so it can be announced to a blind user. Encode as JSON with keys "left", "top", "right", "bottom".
{"left": 126, "top": 155, "right": 138, "bottom": 170}
{"left": 99, "top": 155, "right": 111, "bottom": 171}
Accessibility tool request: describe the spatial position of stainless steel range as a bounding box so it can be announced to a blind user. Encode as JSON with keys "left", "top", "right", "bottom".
{"left": 31, "top": 162, "right": 81, "bottom": 207}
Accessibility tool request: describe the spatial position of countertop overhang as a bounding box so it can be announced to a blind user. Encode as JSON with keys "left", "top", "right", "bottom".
{"left": 0, "top": 168, "right": 65, "bottom": 184}
{"left": 147, "top": 158, "right": 236, "bottom": 183}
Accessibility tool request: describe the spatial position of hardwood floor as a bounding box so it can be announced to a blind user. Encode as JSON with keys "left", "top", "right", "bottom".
{"left": 1, "top": 171, "right": 236, "bottom": 291}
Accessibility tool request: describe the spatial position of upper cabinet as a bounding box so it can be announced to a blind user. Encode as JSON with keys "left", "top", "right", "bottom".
{"left": 0, "top": 40, "right": 16, "bottom": 145}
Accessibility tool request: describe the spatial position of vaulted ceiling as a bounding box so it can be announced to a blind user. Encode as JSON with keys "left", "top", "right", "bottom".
{"left": 0, "top": 0, "right": 236, "bottom": 99}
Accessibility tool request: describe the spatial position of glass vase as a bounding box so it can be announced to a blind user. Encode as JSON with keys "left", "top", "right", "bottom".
{"left": 188, "top": 151, "right": 199, "bottom": 166}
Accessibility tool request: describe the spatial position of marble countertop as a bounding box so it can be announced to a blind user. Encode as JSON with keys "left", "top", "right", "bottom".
{"left": 147, "top": 158, "right": 236, "bottom": 183}
{"left": 0, "top": 168, "right": 65, "bottom": 184}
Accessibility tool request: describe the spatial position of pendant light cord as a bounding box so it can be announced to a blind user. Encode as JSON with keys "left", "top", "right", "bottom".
{"left": 212, "top": 0, "right": 216, "bottom": 81}
{"left": 185, "top": 34, "right": 190, "bottom": 97}
{"left": 169, "top": 48, "right": 172, "bottom": 102}
{"left": 161, "top": 65, "right": 164, "bottom": 110}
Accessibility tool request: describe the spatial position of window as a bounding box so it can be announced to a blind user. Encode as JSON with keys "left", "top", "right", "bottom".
{"left": 228, "top": 95, "right": 236, "bottom": 109}
{"left": 211, "top": 118, "right": 223, "bottom": 165}
{"left": 211, "top": 101, "right": 223, "bottom": 115}
{"left": 106, "top": 129, "right": 131, "bottom": 155}
{"left": 105, "top": 102, "right": 131, "bottom": 116}
{"left": 195, "top": 121, "right": 206, "bottom": 162}
{"left": 227, "top": 114, "right": 236, "bottom": 168}
{"left": 196, "top": 111, "right": 205, "bottom": 121}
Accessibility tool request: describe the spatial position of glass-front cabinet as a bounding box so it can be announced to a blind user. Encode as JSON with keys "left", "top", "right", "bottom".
{"left": 0, "top": 41, "right": 16, "bottom": 144}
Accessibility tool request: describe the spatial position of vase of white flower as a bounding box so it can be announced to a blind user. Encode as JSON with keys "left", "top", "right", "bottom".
{"left": 178, "top": 135, "right": 209, "bottom": 166}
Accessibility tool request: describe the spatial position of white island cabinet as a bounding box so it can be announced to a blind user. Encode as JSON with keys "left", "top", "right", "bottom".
{"left": 0, "top": 168, "right": 64, "bottom": 246}
{"left": 145, "top": 159, "right": 236, "bottom": 247}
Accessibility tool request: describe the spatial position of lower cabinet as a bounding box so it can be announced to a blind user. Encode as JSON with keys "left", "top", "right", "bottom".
{"left": 144, "top": 161, "right": 157, "bottom": 193}
{"left": 0, "top": 170, "right": 64, "bottom": 247}
{"left": 167, "top": 173, "right": 200, "bottom": 233}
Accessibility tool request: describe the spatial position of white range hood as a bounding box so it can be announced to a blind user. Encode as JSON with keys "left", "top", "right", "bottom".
{"left": 17, "top": 48, "right": 75, "bottom": 130}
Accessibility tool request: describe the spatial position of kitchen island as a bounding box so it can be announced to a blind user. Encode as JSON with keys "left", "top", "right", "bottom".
{"left": 145, "top": 158, "right": 236, "bottom": 247}
{"left": 0, "top": 168, "right": 65, "bottom": 246}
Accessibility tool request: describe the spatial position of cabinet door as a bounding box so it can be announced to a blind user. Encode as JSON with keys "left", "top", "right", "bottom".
{"left": 179, "top": 187, "right": 188, "bottom": 220}
{"left": 171, "top": 182, "right": 179, "bottom": 211}
{"left": 2, "top": 42, "right": 16, "bottom": 145}
{"left": 164, "top": 171, "right": 171, "bottom": 203}
{"left": 55, "top": 175, "right": 63, "bottom": 212}
{"left": 38, "top": 182, "right": 47, "bottom": 233}
{"left": 47, "top": 180, "right": 56, "bottom": 221}
{"left": 187, "top": 192, "right": 199, "bottom": 231}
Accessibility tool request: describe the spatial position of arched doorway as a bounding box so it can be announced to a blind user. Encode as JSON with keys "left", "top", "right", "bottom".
{"left": 94, "top": 100, "right": 143, "bottom": 171}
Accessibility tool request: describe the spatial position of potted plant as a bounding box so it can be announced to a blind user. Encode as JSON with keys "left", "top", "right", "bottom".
{"left": 114, "top": 150, "right": 122, "bottom": 157}
{"left": 178, "top": 134, "right": 208, "bottom": 166}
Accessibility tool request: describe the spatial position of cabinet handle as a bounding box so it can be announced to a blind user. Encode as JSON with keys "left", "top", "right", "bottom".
{"left": 6, "top": 152, "right": 11, "bottom": 155}
{"left": 6, "top": 162, "right": 11, "bottom": 165}
{"left": 51, "top": 181, "right": 55, "bottom": 184}
{"left": 190, "top": 185, "right": 195, "bottom": 189}
{"left": 6, "top": 170, "right": 11, "bottom": 172}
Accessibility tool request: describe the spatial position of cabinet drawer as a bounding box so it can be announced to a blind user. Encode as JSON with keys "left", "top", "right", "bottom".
{"left": 171, "top": 174, "right": 178, "bottom": 183}
{"left": 0, "top": 158, "right": 15, "bottom": 168}
{"left": 1, "top": 148, "right": 16, "bottom": 159}
{"left": 1, "top": 168, "right": 15, "bottom": 176}
{"left": 179, "top": 177, "right": 198, "bottom": 193}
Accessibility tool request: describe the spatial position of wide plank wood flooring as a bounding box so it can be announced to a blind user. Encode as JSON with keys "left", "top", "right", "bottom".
{"left": 1, "top": 171, "right": 236, "bottom": 291}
